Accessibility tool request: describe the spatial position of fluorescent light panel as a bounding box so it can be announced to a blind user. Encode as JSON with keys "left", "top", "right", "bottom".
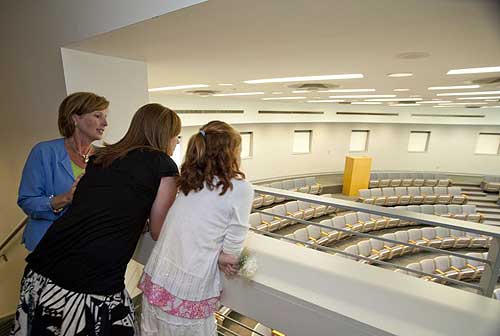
{"left": 350, "top": 102, "right": 382, "bottom": 105}
{"left": 387, "top": 73, "right": 414, "bottom": 77}
{"left": 428, "top": 85, "right": 480, "bottom": 90}
{"left": 244, "top": 74, "right": 364, "bottom": 84}
{"left": 262, "top": 96, "right": 306, "bottom": 100}
{"left": 438, "top": 102, "right": 488, "bottom": 106}
{"left": 217, "top": 83, "right": 234, "bottom": 86}
{"left": 213, "top": 92, "right": 265, "bottom": 96}
{"left": 419, "top": 101, "right": 452, "bottom": 104}
{"left": 329, "top": 94, "right": 396, "bottom": 98}
{"left": 366, "top": 98, "right": 422, "bottom": 102}
{"left": 447, "top": 66, "right": 500, "bottom": 75}
{"left": 148, "top": 84, "right": 209, "bottom": 92}
{"left": 393, "top": 88, "right": 410, "bottom": 92}
{"left": 456, "top": 96, "right": 500, "bottom": 100}
{"left": 437, "top": 91, "right": 500, "bottom": 96}
{"left": 307, "top": 100, "right": 345, "bottom": 103}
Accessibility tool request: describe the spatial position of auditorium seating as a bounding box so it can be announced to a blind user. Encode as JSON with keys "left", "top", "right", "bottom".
{"left": 340, "top": 227, "right": 491, "bottom": 263}
{"left": 369, "top": 172, "right": 451, "bottom": 189}
{"left": 481, "top": 175, "right": 500, "bottom": 192}
{"left": 395, "top": 252, "right": 488, "bottom": 284}
{"left": 394, "top": 204, "right": 482, "bottom": 222}
{"left": 250, "top": 199, "right": 333, "bottom": 232}
{"left": 358, "top": 186, "right": 467, "bottom": 206}
{"left": 253, "top": 177, "right": 323, "bottom": 209}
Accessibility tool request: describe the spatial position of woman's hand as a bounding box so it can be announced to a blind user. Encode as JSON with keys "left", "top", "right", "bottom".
{"left": 50, "top": 174, "right": 83, "bottom": 210}
{"left": 218, "top": 251, "right": 239, "bottom": 278}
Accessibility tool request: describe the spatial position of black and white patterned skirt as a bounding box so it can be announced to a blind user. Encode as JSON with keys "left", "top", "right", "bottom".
{"left": 11, "top": 268, "right": 138, "bottom": 336}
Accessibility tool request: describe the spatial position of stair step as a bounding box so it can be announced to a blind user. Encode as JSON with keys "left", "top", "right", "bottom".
{"left": 469, "top": 201, "right": 500, "bottom": 208}
{"left": 459, "top": 186, "right": 483, "bottom": 191}
{"left": 467, "top": 196, "right": 498, "bottom": 202}
{"left": 478, "top": 208, "right": 500, "bottom": 214}
{"left": 483, "top": 214, "right": 500, "bottom": 220}
{"left": 453, "top": 182, "right": 481, "bottom": 187}
{"left": 482, "top": 220, "right": 500, "bottom": 226}
{"left": 463, "top": 191, "right": 487, "bottom": 196}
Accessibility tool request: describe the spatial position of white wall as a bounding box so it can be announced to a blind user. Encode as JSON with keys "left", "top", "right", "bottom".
{"left": 0, "top": 0, "right": 206, "bottom": 318}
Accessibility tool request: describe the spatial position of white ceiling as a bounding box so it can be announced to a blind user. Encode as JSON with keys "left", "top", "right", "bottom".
{"left": 68, "top": 0, "right": 500, "bottom": 108}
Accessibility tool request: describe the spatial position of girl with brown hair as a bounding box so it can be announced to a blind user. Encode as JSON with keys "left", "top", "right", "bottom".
{"left": 140, "top": 120, "right": 254, "bottom": 336}
{"left": 11, "top": 103, "right": 181, "bottom": 336}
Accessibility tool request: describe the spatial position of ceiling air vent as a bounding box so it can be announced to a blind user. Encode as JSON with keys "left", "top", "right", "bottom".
{"left": 176, "top": 109, "right": 244, "bottom": 114}
{"left": 287, "top": 83, "right": 339, "bottom": 91}
{"left": 471, "top": 76, "right": 500, "bottom": 85}
{"left": 184, "top": 89, "right": 220, "bottom": 96}
{"left": 411, "top": 113, "right": 485, "bottom": 118}
{"left": 336, "top": 112, "right": 399, "bottom": 116}
{"left": 258, "top": 110, "right": 324, "bottom": 115}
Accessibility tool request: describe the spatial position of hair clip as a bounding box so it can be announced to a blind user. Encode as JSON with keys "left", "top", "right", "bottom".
{"left": 199, "top": 130, "right": 206, "bottom": 137}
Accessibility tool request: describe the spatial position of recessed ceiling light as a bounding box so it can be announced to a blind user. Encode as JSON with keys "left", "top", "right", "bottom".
{"left": 243, "top": 74, "right": 364, "bottom": 84}
{"left": 409, "top": 95, "right": 421, "bottom": 98}
{"left": 262, "top": 96, "right": 306, "bottom": 100}
{"left": 271, "top": 92, "right": 283, "bottom": 95}
{"left": 307, "top": 100, "right": 345, "bottom": 103}
{"left": 217, "top": 83, "right": 234, "bottom": 86}
{"left": 437, "top": 90, "right": 500, "bottom": 96}
{"left": 148, "top": 84, "right": 209, "bottom": 92}
{"left": 481, "top": 106, "right": 500, "bottom": 108}
{"left": 292, "top": 90, "right": 310, "bottom": 93}
{"left": 212, "top": 92, "right": 265, "bottom": 97}
{"left": 485, "top": 99, "right": 499, "bottom": 102}
{"left": 419, "top": 101, "right": 452, "bottom": 104}
{"left": 322, "top": 89, "right": 376, "bottom": 93}
{"left": 456, "top": 96, "right": 500, "bottom": 100}
{"left": 387, "top": 73, "right": 414, "bottom": 78}
{"left": 390, "top": 103, "right": 421, "bottom": 106}
{"left": 438, "top": 102, "right": 488, "bottom": 106}
{"left": 350, "top": 102, "right": 382, "bottom": 105}
{"left": 447, "top": 66, "right": 500, "bottom": 75}
{"left": 428, "top": 85, "right": 480, "bottom": 90}
{"left": 329, "top": 94, "right": 396, "bottom": 98}
{"left": 393, "top": 88, "right": 410, "bottom": 92}
{"left": 366, "top": 98, "right": 422, "bottom": 102}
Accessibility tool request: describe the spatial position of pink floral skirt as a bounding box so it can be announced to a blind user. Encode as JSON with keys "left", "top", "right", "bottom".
{"left": 139, "top": 273, "right": 220, "bottom": 320}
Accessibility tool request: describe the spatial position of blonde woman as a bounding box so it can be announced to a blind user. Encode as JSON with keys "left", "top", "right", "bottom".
{"left": 11, "top": 103, "right": 181, "bottom": 336}
{"left": 140, "top": 121, "right": 254, "bottom": 336}
{"left": 18, "top": 92, "right": 109, "bottom": 251}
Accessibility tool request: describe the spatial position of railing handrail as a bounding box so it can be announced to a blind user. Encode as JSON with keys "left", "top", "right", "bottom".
{"left": 253, "top": 186, "right": 500, "bottom": 238}
{"left": 0, "top": 216, "right": 27, "bottom": 261}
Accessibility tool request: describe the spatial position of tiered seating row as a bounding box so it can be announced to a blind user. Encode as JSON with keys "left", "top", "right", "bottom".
{"left": 370, "top": 172, "right": 451, "bottom": 189}
{"left": 481, "top": 175, "right": 500, "bottom": 192}
{"left": 249, "top": 196, "right": 336, "bottom": 232}
{"left": 395, "top": 252, "right": 488, "bottom": 283}
{"left": 358, "top": 186, "right": 467, "bottom": 206}
{"left": 281, "top": 212, "right": 417, "bottom": 247}
{"left": 253, "top": 177, "right": 322, "bottom": 209}
{"left": 341, "top": 227, "right": 490, "bottom": 264}
{"left": 394, "top": 204, "right": 482, "bottom": 223}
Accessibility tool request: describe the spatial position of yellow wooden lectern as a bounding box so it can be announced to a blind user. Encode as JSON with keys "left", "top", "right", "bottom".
{"left": 342, "top": 156, "right": 372, "bottom": 196}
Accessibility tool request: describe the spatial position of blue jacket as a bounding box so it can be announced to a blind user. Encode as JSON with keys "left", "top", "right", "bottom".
{"left": 18, "top": 138, "right": 75, "bottom": 251}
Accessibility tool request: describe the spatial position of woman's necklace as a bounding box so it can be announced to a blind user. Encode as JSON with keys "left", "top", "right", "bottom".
{"left": 67, "top": 139, "right": 92, "bottom": 163}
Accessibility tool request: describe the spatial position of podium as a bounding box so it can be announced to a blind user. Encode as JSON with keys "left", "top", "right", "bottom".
{"left": 342, "top": 156, "right": 372, "bottom": 196}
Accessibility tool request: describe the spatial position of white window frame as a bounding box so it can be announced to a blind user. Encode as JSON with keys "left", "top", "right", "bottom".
{"left": 293, "top": 130, "right": 312, "bottom": 154}
{"left": 408, "top": 131, "right": 431, "bottom": 153}
{"left": 349, "top": 130, "right": 369, "bottom": 152}
{"left": 240, "top": 131, "right": 253, "bottom": 159}
{"left": 475, "top": 133, "right": 500, "bottom": 155}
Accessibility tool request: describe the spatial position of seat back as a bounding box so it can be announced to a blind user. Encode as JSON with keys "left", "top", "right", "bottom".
{"left": 448, "top": 186, "right": 462, "bottom": 196}
{"left": 421, "top": 204, "right": 434, "bottom": 214}
{"left": 462, "top": 204, "right": 477, "bottom": 214}
{"left": 448, "top": 204, "right": 462, "bottom": 215}
{"left": 305, "top": 176, "right": 317, "bottom": 185}
{"left": 282, "top": 179, "right": 296, "bottom": 190}
{"left": 249, "top": 213, "right": 262, "bottom": 229}
{"left": 359, "top": 189, "right": 371, "bottom": 198}
{"left": 270, "top": 181, "right": 283, "bottom": 189}
{"left": 371, "top": 188, "right": 383, "bottom": 197}
{"left": 344, "top": 212, "right": 358, "bottom": 224}
{"left": 382, "top": 187, "right": 396, "bottom": 196}
{"left": 421, "top": 186, "right": 434, "bottom": 195}
{"left": 294, "top": 178, "right": 306, "bottom": 188}
{"left": 285, "top": 201, "right": 300, "bottom": 213}
{"left": 395, "top": 187, "right": 408, "bottom": 196}
{"left": 434, "top": 204, "right": 448, "bottom": 215}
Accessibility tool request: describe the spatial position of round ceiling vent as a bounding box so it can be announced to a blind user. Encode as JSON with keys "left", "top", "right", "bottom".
{"left": 185, "top": 90, "right": 220, "bottom": 96}
{"left": 338, "top": 101, "right": 352, "bottom": 105}
{"left": 471, "top": 76, "right": 500, "bottom": 85}
{"left": 287, "top": 83, "right": 340, "bottom": 91}
{"left": 466, "top": 105, "right": 482, "bottom": 109}
{"left": 395, "top": 51, "right": 430, "bottom": 60}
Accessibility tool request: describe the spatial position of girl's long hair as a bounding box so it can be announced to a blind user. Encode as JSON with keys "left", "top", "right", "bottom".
{"left": 178, "top": 120, "right": 245, "bottom": 196}
{"left": 93, "top": 103, "right": 181, "bottom": 167}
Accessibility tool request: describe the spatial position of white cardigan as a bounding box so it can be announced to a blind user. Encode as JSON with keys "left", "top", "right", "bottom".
{"left": 144, "top": 179, "right": 254, "bottom": 301}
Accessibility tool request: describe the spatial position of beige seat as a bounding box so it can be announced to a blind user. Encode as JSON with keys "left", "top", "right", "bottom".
{"left": 318, "top": 218, "right": 338, "bottom": 242}
{"left": 395, "top": 187, "right": 410, "bottom": 205}
{"left": 450, "top": 229, "right": 471, "bottom": 248}
{"left": 433, "top": 204, "right": 450, "bottom": 217}
{"left": 371, "top": 188, "right": 387, "bottom": 206}
{"left": 450, "top": 255, "right": 473, "bottom": 280}
{"left": 261, "top": 184, "right": 276, "bottom": 206}
{"left": 298, "top": 201, "right": 315, "bottom": 220}
{"left": 260, "top": 213, "right": 281, "bottom": 232}
{"left": 382, "top": 188, "right": 399, "bottom": 206}
{"left": 311, "top": 202, "right": 327, "bottom": 218}
{"left": 421, "top": 187, "right": 437, "bottom": 204}
{"left": 434, "top": 186, "right": 452, "bottom": 204}
{"left": 306, "top": 225, "right": 329, "bottom": 245}
{"left": 285, "top": 201, "right": 304, "bottom": 221}
{"left": 344, "top": 212, "right": 364, "bottom": 232}
{"left": 420, "top": 204, "right": 434, "bottom": 215}
{"left": 271, "top": 204, "right": 292, "bottom": 228}
{"left": 390, "top": 178, "right": 402, "bottom": 187}
{"left": 251, "top": 323, "right": 272, "bottom": 336}
{"left": 358, "top": 189, "right": 374, "bottom": 204}
{"left": 437, "top": 179, "right": 451, "bottom": 187}
{"left": 419, "top": 259, "right": 437, "bottom": 281}
{"left": 358, "top": 240, "right": 378, "bottom": 263}
{"left": 379, "top": 178, "right": 391, "bottom": 188}
{"left": 294, "top": 178, "right": 310, "bottom": 194}
{"left": 343, "top": 244, "right": 360, "bottom": 261}
{"left": 435, "top": 227, "right": 455, "bottom": 249}
{"left": 249, "top": 213, "right": 268, "bottom": 231}
{"left": 356, "top": 212, "right": 376, "bottom": 232}
{"left": 381, "top": 233, "right": 404, "bottom": 259}
{"left": 462, "top": 204, "right": 481, "bottom": 222}
{"left": 293, "top": 227, "right": 311, "bottom": 246}
{"left": 421, "top": 227, "right": 442, "bottom": 248}
{"left": 270, "top": 181, "right": 286, "bottom": 203}
{"left": 305, "top": 177, "right": 322, "bottom": 194}
{"left": 320, "top": 193, "right": 337, "bottom": 214}
{"left": 407, "top": 187, "right": 424, "bottom": 204}
{"left": 332, "top": 216, "right": 351, "bottom": 240}
{"left": 434, "top": 255, "right": 457, "bottom": 282}
{"left": 449, "top": 187, "right": 467, "bottom": 204}
{"left": 252, "top": 194, "right": 264, "bottom": 209}
{"left": 369, "top": 238, "right": 390, "bottom": 260}
{"left": 395, "top": 230, "right": 412, "bottom": 255}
